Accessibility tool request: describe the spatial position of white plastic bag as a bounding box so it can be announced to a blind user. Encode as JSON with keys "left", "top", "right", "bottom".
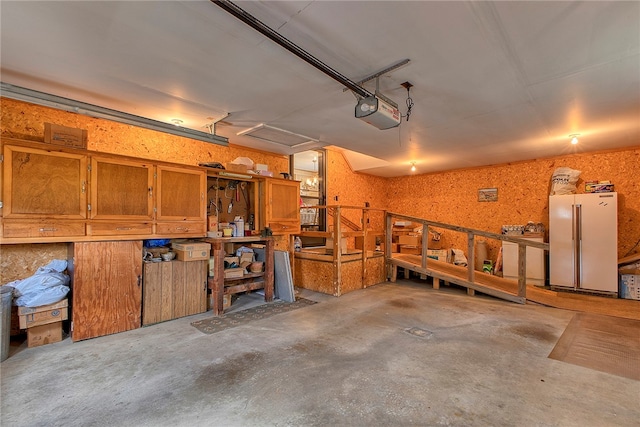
{"left": 9, "top": 259, "right": 70, "bottom": 307}
{"left": 550, "top": 167, "right": 581, "bottom": 195}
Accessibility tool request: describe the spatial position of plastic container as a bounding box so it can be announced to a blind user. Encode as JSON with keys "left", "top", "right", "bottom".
{"left": 0, "top": 286, "right": 13, "bottom": 362}
{"left": 294, "top": 236, "right": 302, "bottom": 252}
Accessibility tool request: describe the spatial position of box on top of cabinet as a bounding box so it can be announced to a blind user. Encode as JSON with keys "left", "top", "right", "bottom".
{"left": 173, "top": 240, "right": 211, "bottom": 261}
{"left": 172, "top": 241, "right": 211, "bottom": 252}
{"left": 44, "top": 123, "right": 88, "bottom": 149}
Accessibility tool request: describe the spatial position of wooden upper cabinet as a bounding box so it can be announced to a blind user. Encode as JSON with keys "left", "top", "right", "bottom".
{"left": 261, "top": 178, "right": 301, "bottom": 234}
{"left": 156, "top": 166, "right": 206, "bottom": 221}
{"left": 90, "top": 157, "right": 153, "bottom": 220}
{"left": 3, "top": 144, "right": 87, "bottom": 219}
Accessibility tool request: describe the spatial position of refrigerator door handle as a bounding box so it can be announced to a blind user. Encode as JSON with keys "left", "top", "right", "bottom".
{"left": 575, "top": 203, "right": 582, "bottom": 289}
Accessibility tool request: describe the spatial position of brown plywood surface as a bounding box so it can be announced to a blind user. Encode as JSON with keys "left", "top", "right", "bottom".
{"left": 294, "top": 258, "right": 335, "bottom": 295}
{"left": 549, "top": 313, "right": 640, "bottom": 380}
{"left": 393, "top": 253, "right": 640, "bottom": 321}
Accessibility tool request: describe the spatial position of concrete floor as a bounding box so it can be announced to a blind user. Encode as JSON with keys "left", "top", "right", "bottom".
{"left": 1, "top": 280, "right": 638, "bottom": 427}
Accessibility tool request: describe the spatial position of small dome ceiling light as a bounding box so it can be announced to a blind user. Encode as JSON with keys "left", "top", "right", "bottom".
{"left": 171, "top": 119, "right": 184, "bottom": 126}
{"left": 569, "top": 133, "right": 580, "bottom": 145}
{"left": 410, "top": 162, "right": 416, "bottom": 172}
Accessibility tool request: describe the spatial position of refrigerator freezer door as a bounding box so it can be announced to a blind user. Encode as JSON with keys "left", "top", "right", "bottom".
{"left": 549, "top": 195, "right": 576, "bottom": 288}
{"left": 576, "top": 193, "right": 618, "bottom": 292}
{"left": 549, "top": 193, "right": 618, "bottom": 293}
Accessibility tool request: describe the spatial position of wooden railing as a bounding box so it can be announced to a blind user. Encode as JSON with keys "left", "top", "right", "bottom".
{"left": 386, "top": 212, "right": 550, "bottom": 303}
{"left": 297, "top": 205, "right": 386, "bottom": 293}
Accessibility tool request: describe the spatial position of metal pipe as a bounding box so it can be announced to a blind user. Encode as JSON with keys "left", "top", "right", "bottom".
{"left": 212, "top": 0, "right": 373, "bottom": 99}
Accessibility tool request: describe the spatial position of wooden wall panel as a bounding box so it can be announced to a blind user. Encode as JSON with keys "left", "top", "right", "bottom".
{"left": 339, "top": 261, "right": 363, "bottom": 295}
{"left": 325, "top": 148, "right": 388, "bottom": 231}
{"left": 1, "top": 98, "right": 290, "bottom": 284}
{"left": 387, "top": 148, "right": 640, "bottom": 262}
{"left": 0, "top": 243, "right": 68, "bottom": 283}
{"left": 293, "top": 258, "right": 335, "bottom": 295}
{"left": 0, "top": 98, "right": 289, "bottom": 174}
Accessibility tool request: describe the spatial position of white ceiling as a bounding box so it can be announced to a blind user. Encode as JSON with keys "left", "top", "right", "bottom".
{"left": 1, "top": 1, "right": 638, "bottom": 177}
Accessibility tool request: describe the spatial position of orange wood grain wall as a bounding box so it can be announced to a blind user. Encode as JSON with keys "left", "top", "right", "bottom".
{"left": 0, "top": 98, "right": 290, "bottom": 282}
{"left": 387, "top": 148, "right": 640, "bottom": 262}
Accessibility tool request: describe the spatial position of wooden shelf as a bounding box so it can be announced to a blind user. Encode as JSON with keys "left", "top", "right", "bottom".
{"left": 205, "top": 235, "right": 274, "bottom": 315}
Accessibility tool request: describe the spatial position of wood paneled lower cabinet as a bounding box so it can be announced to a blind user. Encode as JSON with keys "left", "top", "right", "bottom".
{"left": 142, "top": 259, "right": 207, "bottom": 325}
{"left": 69, "top": 241, "right": 143, "bottom": 341}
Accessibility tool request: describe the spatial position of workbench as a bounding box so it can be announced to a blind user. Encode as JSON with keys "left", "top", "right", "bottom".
{"left": 205, "top": 236, "right": 274, "bottom": 316}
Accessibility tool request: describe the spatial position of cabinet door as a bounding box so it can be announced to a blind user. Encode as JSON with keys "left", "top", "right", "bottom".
{"left": 173, "top": 260, "right": 207, "bottom": 318}
{"left": 90, "top": 157, "right": 153, "bottom": 220}
{"left": 156, "top": 166, "right": 206, "bottom": 221}
{"left": 263, "top": 178, "right": 301, "bottom": 234}
{"left": 71, "top": 241, "right": 142, "bottom": 341}
{"left": 3, "top": 144, "right": 87, "bottom": 219}
{"left": 142, "top": 261, "right": 174, "bottom": 325}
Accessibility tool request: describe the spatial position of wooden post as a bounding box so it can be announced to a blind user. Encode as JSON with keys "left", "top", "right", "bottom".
{"left": 467, "top": 232, "right": 475, "bottom": 296}
{"left": 421, "top": 223, "right": 429, "bottom": 270}
{"left": 385, "top": 212, "right": 393, "bottom": 280}
{"left": 212, "top": 240, "right": 225, "bottom": 316}
{"left": 518, "top": 242, "right": 527, "bottom": 299}
{"left": 334, "top": 206, "right": 342, "bottom": 296}
{"left": 361, "top": 208, "right": 369, "bottom": 287}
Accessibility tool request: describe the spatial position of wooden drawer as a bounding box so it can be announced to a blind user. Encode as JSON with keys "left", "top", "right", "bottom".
{"left": 3, "top": 220, "right": 86, "bottom": 238}
{"left": 267, "top": 221, "right": 300, "bottom": 234}
{"left": 88, "top": 222, "right": 153, "bottom": 236}
{"left": 155, "top": 221, "right": 206, "bottom": 236}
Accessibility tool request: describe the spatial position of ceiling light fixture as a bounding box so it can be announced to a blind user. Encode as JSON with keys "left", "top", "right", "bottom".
{"left": 569, "top": 134, "right": 580, "bottom": 145}
{"left": 410, "top": 162, "right": 417, "bottom": 172}
{"left": 171, "top": 119, "right": 184, "bottom": 126}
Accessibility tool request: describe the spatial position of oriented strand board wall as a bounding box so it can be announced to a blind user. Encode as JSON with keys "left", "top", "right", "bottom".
{"left": 0, "top": 98, "right": 289, "bottom": 173}
{"left": 0, "top": 98, "right": 290, "bottom": 283}
{"left": 325, "top": 148, "right": 388, "bottom": 236}
{"left": 0, "top": 243, "right": 69, "bottom": 283}
{"left": 387, "top": 148, "right": 640, "bottom": 262}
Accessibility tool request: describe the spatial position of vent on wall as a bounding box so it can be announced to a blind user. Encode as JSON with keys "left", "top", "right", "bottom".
{"left": 237, "top": 124, "right": 318, "bottom": 149}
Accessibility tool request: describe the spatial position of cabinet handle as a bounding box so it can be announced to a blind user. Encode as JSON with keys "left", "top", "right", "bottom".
{"left": 176, "top": 227, "right": 190, "bottom": 231}
{"left": 39, "top": 228, "right": 58, "bottom": 232}
{"left": 137, "top": 275, "right": 142, "bottom": 287}
{"left": 116, "top": 227, "right": 132, "bottom": 231}
{"left": 149, "top": 187, "right": 153, "bottom": 198}
{"left": 82, "top": 181, "right": 86, "bottom": 194}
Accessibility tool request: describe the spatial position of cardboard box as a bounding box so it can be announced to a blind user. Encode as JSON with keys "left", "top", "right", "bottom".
{"left": 326, "top": 238, "right": 348, "bottom": 254}
{"left": 172, "top": 241, "right": 211, "bottom": 252}
{"left": 585, "top": 182, "right": 615, "bottom": 193}
{"left": 355, "top": 234, "right": 383, "bottom": 251}
{"left": 27, "top": 321, "right": 63, "bottom": 347}
{"left": 44, "top": 123, "right": 88, "bottom": 148}
{"left": 176, "top": 249, "right": 209, "bottom": 261}
{"left": 224, "top": 267, "right": 245, "bottom": 279}
{"left": 426, "top": 249, "right": 449, "bottom": 262}
{"left": 619, "top": 275, "right": 640, "bottom": 300}
{"left": 398, "top": 235, "right": 421, "bottom": 246}
{"left": 174, "top": 242, "right": 211, "bottom": 262}
{"left": 226, "top": 163, "right": 248, "bottom": 173}
{"left": 207, "top": 293, "right": 234, "bottom": 311}
{"left": 400, "top": 245, "right": 421, "bottom": 255}
{"left": 18, "top": 299, "right": 68, "bottom": 329}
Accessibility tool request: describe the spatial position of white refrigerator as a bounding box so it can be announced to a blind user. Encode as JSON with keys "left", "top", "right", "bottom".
{"left": 549, "top": 193, "right": 618, "bottom": 293}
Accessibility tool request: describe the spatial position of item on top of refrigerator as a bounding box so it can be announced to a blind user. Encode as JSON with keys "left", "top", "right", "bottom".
{"left": 585, "top": 181, "right": 614, "bottom": 193}
{"left": 550, "top": 167, "right": 581, "bottom": 196}
{"left": 501, "top": 225, "right": 524, "bottom": 235}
